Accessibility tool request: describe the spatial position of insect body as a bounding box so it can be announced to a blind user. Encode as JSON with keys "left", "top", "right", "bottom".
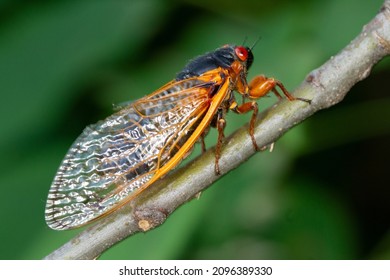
{"left": 45, "top": 45, "right": 308, "bottom": 230}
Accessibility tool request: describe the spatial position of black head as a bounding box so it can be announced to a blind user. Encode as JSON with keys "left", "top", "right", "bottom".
{"left": 210, "top": 45, "right": 254, "bottom": 70}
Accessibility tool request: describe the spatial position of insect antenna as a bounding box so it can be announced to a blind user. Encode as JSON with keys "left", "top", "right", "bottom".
{"left": 242, "top": 36, "right": 248, "bottom": 46}
{"left": 250, "top": 36, "right": 262, "bottom": 51}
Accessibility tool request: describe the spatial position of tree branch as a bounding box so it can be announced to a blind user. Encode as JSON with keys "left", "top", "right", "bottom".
{"left": 44, "top": 1, "right": 390, "bottom": 260}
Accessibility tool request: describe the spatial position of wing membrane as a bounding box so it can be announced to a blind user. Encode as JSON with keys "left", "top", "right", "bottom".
{"left": 45, "top": 74, "right": 225, "bottom": 230}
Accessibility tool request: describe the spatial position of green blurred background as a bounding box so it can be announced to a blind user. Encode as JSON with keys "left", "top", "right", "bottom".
{"left": 0, "top": 0, "right": 389, "bottom": 260}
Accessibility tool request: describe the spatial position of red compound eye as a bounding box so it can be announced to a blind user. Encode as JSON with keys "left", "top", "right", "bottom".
{"left": 235, "top": 46, "right": 248, "bottom": 61}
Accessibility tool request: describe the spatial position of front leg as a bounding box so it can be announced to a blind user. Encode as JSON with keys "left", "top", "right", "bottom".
{"left": 248, "top": 75, "right": 311, "bottom": 103}
{"left": 230, "top": 75, "right": 310, "bottom": 152}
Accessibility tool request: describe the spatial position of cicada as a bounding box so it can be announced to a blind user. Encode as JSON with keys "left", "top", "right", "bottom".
{"left": 45, "top": 44, "right": 309, "bottom": 230}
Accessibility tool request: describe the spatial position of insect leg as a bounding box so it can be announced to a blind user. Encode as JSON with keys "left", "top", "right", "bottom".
{"left": 214, "top": 111, "right": 226, "bottom": 175}
{"left": 248, "top": 75, "right": 311, "bottom": 103}
{"left": 200, "top": 133, "right": 207, "bottom": 154}
{"left": 230, "top": 101, "right": 260, "bottom": 151}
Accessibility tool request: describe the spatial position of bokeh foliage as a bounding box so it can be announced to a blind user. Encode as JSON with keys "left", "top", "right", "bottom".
{"left": 0, "top": 0, "right": 388, "bottom": 259}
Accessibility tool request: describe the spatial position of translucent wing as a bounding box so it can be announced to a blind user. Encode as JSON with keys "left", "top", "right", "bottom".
{"left": 45, "top": 74, "right": 227, "bottom": 230}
